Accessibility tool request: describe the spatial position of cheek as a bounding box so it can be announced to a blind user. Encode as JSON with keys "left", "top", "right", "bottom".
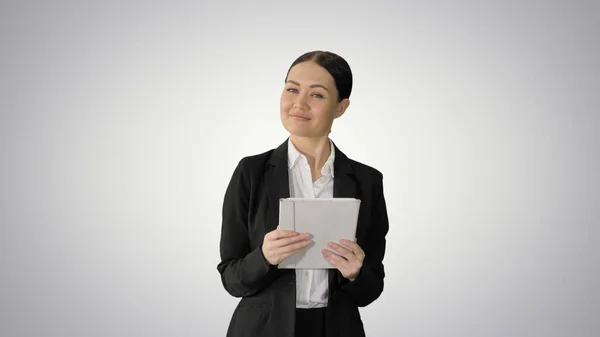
{"left": 311, "top": 101, "right": 334, "bottom": 118}
{"left": 280, "top": 99, "right": 293, "bottom": 119}
{"left": 280, "top": 95, "right": 292, "bottom": 109}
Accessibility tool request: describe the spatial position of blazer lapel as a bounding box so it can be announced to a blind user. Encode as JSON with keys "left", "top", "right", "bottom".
{"left": 332, "top": 141, "right": 359, "bottom": 201}
{"left": 264, "top": 139, "right": 290, "bottom": 233}
{"left": 329, "top": 141, "right": 360, "bottom": 286}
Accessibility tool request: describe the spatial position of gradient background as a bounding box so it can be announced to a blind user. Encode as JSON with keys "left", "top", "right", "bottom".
{"left": 1, "top": 1, "right": 599, "bottom": 336}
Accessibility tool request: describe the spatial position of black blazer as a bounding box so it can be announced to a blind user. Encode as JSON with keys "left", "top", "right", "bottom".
{"left": 217, "top": 138, "right": 389, "bottom": 337}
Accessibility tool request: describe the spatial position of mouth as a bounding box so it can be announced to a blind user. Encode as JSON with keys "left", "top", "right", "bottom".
{"left": 290, "top": 114, "right": 311, "bottom": 121}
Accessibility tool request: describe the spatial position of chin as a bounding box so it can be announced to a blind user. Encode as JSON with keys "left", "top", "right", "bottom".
{"left": 287, "top": 128, "right": 313, "bottom": 138}
{"left": 282, "top": 122, "right": 311, "bottom": 137}
{"left": 284, "top": 124, "right": 329, "bottom": 139}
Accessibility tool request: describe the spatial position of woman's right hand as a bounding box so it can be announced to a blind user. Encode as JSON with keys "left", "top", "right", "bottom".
{"left": 261, "top": 226, "right": 312, "bottom": 265}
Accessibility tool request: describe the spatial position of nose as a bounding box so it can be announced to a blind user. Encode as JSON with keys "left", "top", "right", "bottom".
{"left": 293, "top": 93, "right": 308, "bottom": 109}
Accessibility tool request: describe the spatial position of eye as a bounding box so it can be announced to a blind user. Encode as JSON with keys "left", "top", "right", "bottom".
{"left": 311, "top": 93, "right": 324, "bottom": 99}
{"left": 286, "top": 88, "right": 299, "bottom": 93}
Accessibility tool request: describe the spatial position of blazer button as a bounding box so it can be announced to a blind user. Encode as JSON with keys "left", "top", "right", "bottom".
{"left": 288, "top": 281, "right": 294, "bottom": 285}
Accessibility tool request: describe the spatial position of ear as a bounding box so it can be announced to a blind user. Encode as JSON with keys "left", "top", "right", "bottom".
{"left": 334, "top": 98, "right": 350, "bottom": 119}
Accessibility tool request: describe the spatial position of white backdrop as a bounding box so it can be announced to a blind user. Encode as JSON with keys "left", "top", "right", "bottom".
{"left": 1, "top": 1, "right": 599, "bottom": 336}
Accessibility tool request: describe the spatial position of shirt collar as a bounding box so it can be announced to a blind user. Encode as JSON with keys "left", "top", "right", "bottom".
{"left": 287, "top": 138, "right": 336, "bottom": 177}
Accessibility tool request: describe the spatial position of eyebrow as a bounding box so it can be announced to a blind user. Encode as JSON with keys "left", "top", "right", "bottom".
{"left": 286, "top": 80, "right": 329, "bottom": 92}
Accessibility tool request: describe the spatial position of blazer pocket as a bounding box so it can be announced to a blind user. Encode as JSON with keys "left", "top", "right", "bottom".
{"left": 231, "top": 303, "right": 271, "bottom": 337}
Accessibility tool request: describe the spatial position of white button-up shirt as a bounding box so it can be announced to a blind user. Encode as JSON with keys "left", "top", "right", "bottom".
{"left": 287, "top": 138, "right": 335, "bottom": 309}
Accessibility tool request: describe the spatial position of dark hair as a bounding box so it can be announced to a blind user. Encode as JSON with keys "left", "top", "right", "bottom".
{"left": 285, "top": 50, "right": 353, "bottom": 102}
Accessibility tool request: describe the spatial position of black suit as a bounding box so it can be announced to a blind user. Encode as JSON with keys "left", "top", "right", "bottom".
{"left": 217, "top": 138, "right": 389, "bottom": 337}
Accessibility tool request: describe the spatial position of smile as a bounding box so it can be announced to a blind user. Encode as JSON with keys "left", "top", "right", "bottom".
{"left": 290, "top": 114, "right": 310, "bottom": 121}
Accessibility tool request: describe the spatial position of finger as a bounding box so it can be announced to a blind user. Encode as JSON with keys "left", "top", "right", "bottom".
{"left": 327, "top": 242, "right": 356, "bottom": 261}
{"left": 322, "top": 249, "right": 348, "bottom": 267}
{"left": 270, "top": 233, "right": 311, "bottom": 248}
{"left": 268, "top": 229, "right": 299, "bottom": 240}
{"left": 273, "top": 238, "right": 312, "bottom": 255}
{"left": 339, "top": 239, "right": 365, "bottom": 258}
{"left": 278, "top": 244, "right": 310, "bottom": 262}
{"left": 322, "top": 249, "right": 362, "bottom": 278}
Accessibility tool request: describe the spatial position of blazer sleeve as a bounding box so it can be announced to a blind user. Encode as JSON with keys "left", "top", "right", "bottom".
{"left": 216, "top": 159, "right": 277, "bottom": 297}
{"left": 338, "top": 171, "right": 389, "bottom": 307}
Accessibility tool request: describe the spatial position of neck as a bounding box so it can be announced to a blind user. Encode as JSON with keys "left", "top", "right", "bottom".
{"left": 289, "top": 135, "right": 331, "bottom": 179}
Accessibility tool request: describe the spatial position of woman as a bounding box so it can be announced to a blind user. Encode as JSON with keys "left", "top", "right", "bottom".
{"left": 217, "top": 50, "right": 389, "bottom": 337}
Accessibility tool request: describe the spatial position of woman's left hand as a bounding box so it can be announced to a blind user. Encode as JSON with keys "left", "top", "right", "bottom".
{"left": 322, "top": 238, "right": 365, "bottom": 280}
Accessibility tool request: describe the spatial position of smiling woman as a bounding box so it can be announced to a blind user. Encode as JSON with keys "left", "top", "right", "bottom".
{"left": 217, "top": 50, "right": 389, "bottom": 337}
{"left": 281, "top": 53, "right": 351, "bottom": 140}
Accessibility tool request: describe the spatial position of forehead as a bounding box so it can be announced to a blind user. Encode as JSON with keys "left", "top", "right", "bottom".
{"left": 286, "top": 61, "right": 335, "bottom": 86}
